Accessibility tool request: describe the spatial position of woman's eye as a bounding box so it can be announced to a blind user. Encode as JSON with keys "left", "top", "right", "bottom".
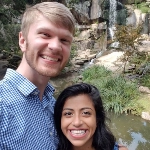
{"left": 64, "top": 112, "right": 73, "bottom": 116}
{"left": 82, "top": 111, "right": 91, "bottom": 116}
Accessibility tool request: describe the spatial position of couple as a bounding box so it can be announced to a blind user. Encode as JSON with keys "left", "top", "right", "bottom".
{"left": 0, "top": 2, "right": 127, "bottom": 150}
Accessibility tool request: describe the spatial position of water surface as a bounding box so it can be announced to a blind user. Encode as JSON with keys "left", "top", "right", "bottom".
{"left": 108, "top": 112, "right": 150, "bottom": 150}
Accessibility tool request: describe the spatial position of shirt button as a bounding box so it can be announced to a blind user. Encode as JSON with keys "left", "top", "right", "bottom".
{"left": 50, "top": 132, "right": 53, "bottom": 136}
{"left": 33, "top": 91, "right": 38, "bottom": 95}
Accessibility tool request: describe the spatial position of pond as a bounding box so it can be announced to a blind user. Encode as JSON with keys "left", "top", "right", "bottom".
{"left": 107, "top": 112, "right": 150, "bottom": 150}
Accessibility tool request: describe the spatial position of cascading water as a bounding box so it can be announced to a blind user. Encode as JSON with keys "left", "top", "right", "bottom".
{"left": 108, "top": 0, "right": 117, "bottom": 40}
{"left": 108, "top": 0, "right": 119, "bottom": 48}
{"left": 109, "top": 0, "right": 117, "bottom": 28}
{"left": 85, "top": 0, "right": 118, "bottom": 68}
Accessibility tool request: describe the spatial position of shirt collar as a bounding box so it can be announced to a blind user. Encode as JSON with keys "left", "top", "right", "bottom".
{"left": 4, "top": 69, "right": 55, "bottom": 97}
{"left": 42, "top": 83, "right": 55, "bottom": 109}
{"left": 4, "top": 69, "right": 37, "bottom": 96}
{"left": 45, "top": 82, "right": 55, "bottom": 94}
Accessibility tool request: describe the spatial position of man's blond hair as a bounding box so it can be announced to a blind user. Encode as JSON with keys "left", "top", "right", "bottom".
{"left": 21, "top": 2, "right": 76, "bottom": 38}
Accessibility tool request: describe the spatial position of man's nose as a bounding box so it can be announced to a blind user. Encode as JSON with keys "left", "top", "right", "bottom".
{"left": 48, "top": 37, "right": 62, "bottom": 53}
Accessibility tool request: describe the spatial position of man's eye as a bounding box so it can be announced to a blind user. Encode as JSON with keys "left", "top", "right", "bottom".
{"left": 39, "top": 32, "right": 50, "bottom": 38}
{"left": 43, "top": 33, "right": 50, "bottom": 37}
{"left": 61, "top": 39, "right": 70, "bottom": 44}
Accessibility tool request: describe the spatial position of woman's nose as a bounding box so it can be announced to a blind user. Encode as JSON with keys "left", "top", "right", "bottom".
{"left": 72, "top": 116, "right": 83, "bottom": 127}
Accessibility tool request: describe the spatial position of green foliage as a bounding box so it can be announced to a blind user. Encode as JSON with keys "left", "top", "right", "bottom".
{"left": 0, "top": 0, "right": 26, "bottom": 55}
{"left": 0, "top": 0, "right": 26, "bottom": 21}
{"left": 0, "top": 0, "right": 44, "bottom": 54}
{"left": 67, "top": 0, "right": 80, "bottom": 8}
{"left": 68, "top": 0, "right": 79, "bottom": 4}
{"left": 69, "top": 43, "right": 77, "bottom": 64}
{"left": 82, "top": 65, "right": 112, "bottom": 81}
{"left": 0, "top": 23, "right": 20, "bottom": 53}
{"left": 13, "top": 0, "right": 26, "bottom": 13}
{"left": 123, "top": 100, "right": 143, "bottom": 115}
{"left": 82, "top": 65, "right": 142, "bottom": 115}
{"left": 62, "top": 43, "right": 77, "bottom": 73}
{"left": 137, "top": 94, "right": 150, "bottom": 113}
{"left": 114, "top": 24, "right": 142, "bottom": 50}
{"left": 114, "top": 24, "right": 143, "bottom": 73}
{"left": 135, "top": 2, "right": 150, "bottom": 13}
{"left": 129, "top": 51, "right": 148, "bottom": 65}
{"left": 69, "top": 0, "right": 79, "bottom": 3}
{"left": 74, "top": 27, "right": 81, "bottom": 37}
{"left": 139, "top": 71, "right": 150, "bottom": 88}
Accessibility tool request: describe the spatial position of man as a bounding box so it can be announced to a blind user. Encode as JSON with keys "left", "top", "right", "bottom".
{"left": 0, "top": 2, "right": 75, "bottom": 150}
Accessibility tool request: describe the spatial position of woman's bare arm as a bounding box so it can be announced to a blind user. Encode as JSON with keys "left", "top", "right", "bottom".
{"left": 119, "top": 145, "right": 128, "bottom": 150}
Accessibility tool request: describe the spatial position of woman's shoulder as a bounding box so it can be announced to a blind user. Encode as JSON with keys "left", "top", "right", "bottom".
{"left": 118, "top": 145, "right": 128, "bottom": 150}
{"left": 114, "top": 143, "right": 119, "bottom": 150}
{"left": 114, "top": 143, "right": 128, "bottom": 150}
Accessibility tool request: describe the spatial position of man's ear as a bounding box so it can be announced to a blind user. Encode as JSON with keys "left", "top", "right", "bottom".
{"left": 19, "top": 32, "right": 26, "bottom": 52}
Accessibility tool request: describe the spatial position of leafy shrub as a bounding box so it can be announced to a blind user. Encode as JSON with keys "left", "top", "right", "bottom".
{"left": 139, "top": 72, "right": 150, "bottom": 88}
{"left": 82, "top": 65, "right": 112, "bottom": 81}
{"left": 136, "top": 2, "right": 150, "bottom": 13}
{"left": 82, "top": 65, "right": 142, "bottom": 115}
{"left": 0, "top": 24, "right": 21, "bottom": 54}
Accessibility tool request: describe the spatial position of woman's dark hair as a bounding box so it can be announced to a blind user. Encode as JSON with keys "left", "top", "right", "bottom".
{"left": 54, "top": 83, "right": 116, "bottom": 150}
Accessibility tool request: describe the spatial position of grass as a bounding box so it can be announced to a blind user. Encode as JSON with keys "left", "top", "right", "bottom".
{"left": 81, "top": 65, "right": 143, "bottom": 115}
{"left": 82, "top": 65, "right": 112, "bottom": 80}
{"left": 136, "top": 2, "right": 150, "bottom": 13}
{"left": 139, "top": 73, "right": 150, "bottom": 88}
{"left": 137, "top": 94, "right": 150, "bottom": 113}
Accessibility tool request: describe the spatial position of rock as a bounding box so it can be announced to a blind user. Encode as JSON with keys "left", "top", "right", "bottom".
{"left": 95, "top": 51, "right": 124, "bottom": 71}
{"left": 78, "top": 29, "right": 92, "bottom": 39}
{"left": 137, "top": 40, "right": 150, "bottom": 52}
{"left": 88, "top": 54, "right": 96, "bottom": 60}
{"left": 74, "top": 60, "right": 85, "bottom": 65}
{"left": 141, "top": 112, "right": 150, "bottom": 121}
{"left": 0, "top": 60, "right": 8, "bottom": 80}
{"left": 139, "top": 86, "right": 150, "bottom": 94}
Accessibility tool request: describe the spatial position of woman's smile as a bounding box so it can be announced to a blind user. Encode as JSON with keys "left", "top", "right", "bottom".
{"left": 61, "top": 94, "right": 96, "bottom": 147}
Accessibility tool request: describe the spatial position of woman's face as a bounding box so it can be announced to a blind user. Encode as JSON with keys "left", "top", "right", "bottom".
{"left": 61, "top": 94, "right": 97, "bottom": 149}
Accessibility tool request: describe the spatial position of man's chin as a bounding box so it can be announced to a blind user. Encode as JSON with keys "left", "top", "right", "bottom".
{"left": 42, "top": 71, "right": 61, "bottom": 78}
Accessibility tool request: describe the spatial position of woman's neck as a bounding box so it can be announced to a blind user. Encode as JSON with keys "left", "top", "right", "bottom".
{"left": 72, "top": 146, "right": 95, "bottom": 150}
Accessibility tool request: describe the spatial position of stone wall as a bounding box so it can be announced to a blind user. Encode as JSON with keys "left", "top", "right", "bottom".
{"left": 67, "top": 0, "right": 150, "bottom": 34}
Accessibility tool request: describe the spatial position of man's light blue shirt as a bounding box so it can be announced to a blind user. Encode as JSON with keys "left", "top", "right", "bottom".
{"left": 0, "top": 69, "right": 58, "bottom": 150}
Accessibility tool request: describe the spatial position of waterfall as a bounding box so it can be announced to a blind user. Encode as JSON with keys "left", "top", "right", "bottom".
{"left": 108, "top": 0, "right": 119, "bottom": 48}
{"left": 109, "top": 0, "right": 117, "bottom": 28}
{"left": 108, "top": 0, "right": 117, "bottom": 40}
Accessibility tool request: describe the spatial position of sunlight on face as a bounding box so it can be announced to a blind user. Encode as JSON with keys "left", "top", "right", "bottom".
{"left": 61, "top": 94, "right": 97, "bottom": 149}
{"left": 19, "top": 15, "right": 73, "bottom": 78}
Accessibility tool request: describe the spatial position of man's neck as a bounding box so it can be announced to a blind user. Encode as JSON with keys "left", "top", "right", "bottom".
{"left": 16, "top": 63, "right": 50, "bottom": 100}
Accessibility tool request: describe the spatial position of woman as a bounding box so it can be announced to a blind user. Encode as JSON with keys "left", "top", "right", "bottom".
{"left": 54, "top": 83, "right": 128, "bottom": 150}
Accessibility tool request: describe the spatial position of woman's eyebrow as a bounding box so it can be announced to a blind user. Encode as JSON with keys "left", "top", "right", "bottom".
{"left": 62, "top": 107, "right": 94, "bottom": 111}
{"left": 81, "top": 107, "right": 94, "bottom": 111}
{"left": 62, "top": 108, "right": 73, "bottom": 111}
